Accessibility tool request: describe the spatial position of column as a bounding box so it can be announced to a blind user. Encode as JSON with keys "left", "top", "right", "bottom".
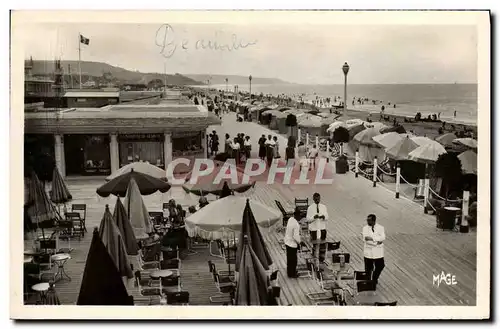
{"left": 164, "top": 133, "right": 172, "bottom": 168}
{"left": 60, "top": 135, "right": 66, "bottom": 177}
{"left": 54, "top": 134, "right": 64, "bottom": 177}
{"left": 110, "top": 133, "right": 119, "bottom": 173}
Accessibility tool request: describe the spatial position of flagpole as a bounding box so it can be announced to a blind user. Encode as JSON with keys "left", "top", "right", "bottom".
{"left": 164, "top": 62, "right": 167, "bottom": 92}
{"left": 78, "top": 33, "right": 82, "bottom": 89}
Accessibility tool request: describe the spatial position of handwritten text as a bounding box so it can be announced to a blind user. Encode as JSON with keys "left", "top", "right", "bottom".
{"left": 433, "top": 272, "right": 458, "bottom": 287}
{"left": 155, "top": 24, "right": 258, "bottom": 58}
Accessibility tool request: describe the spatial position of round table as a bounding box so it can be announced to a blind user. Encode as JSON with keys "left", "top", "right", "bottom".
{"left": 32, "top": 282, "right": 50, "bottom": 304}
{"left": 150, "top": 269, "right": 173, "bottom": 280}
{"left": 150, "top": 270, "right": 174, "bottom": 301}
{"left": 24, "top": 255, "right": 33, "bottom": 263}
{"left": 51, "top": 253, "right": 72, "bottom": 282}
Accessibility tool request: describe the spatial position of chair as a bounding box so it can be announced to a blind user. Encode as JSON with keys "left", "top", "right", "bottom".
{"left": 209, "top": 272, "right": 235, "bottom": 304}
{"left": 166, "top": 291, "right": 190, "bottom": 305}
{"left": 211, "top": 262, "right": 234, "bottom": 280}
{"left": 65, "top": 212, "right": 83, "bottom": 238}
{"left": 161, "top": 275, "right": 181, "bottom": 293}
{"left": 162, "top": 246, "right": 179, "bottom": 261}
{"left": 356, "top": 280, "right": 377, "bottom": 293}
{"left": 350, "top": 271, "right": 371, "bottom": 291}
{"left": 306, "top": 264, "right": 336, "bottom": 301}
{"left": 375, "top": 301, "right": 398, "bottom": 306}
{"left": 160, "top": 258, "right": 181, "bottom": 277}
{"left": 57, "top": 220, "right": 75, "bottom": 253}
{"left": 71, "top": 204, "right": 87, "bottom": 234}
{"left": 134, "top": 271, "right": 161, "bottom": 305}
{"left": 294, "top": 198, "right": 309, "bottom": 219}
{"left": 138, "top": 244, "right": 161, "bottom": 271}
{"left": 275, "top": 200, "right": 293, "bottom": 227}
{"left": 270, "top": 270, "right": 279, "bottom": 284}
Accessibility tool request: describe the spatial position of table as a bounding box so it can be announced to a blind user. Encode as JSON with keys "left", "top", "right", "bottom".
{"left": 32, "top": 282, "right": 50, "bottom": 304}
{"left": 353, "top": 291, "right": 385, "bottom": 305}
{"left": 24, "top": 250, "right": 42, "bottom": 257}
{"left": 24, "top": 255, "right": 33, "bottom": 263}
{"left": 51, "top": 253, "right": 71, "bottom": 282}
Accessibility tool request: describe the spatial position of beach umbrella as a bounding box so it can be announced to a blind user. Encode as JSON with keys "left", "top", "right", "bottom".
{"left": 26, "top": 171, "right": 60, "bottom": 237}
{"left": 123, "top": 178, "right": 152, "bottom": 238}
{"left": 261, "top": 109, "right": 281, "bottom": 116}
{"left": 364, "top": 121, "right": 387, "bottom": 132}
{"left": 372, "top": 132, "right": 403, "bottom": 149}
{"left": 386, "top": 136, "right": 419, "bottom": 161}
{"left": 235, "top": 199, "right": 273, "bottom": 271}
{"left": 113, "top": 197, "right": 139, "bottom": 256}
{"left": 353, "top": 127, "right": 382, "bottom": 147}
{"left": 105, "top": 161, "right": 167, "bottom": 181}
{"left": 453, "top": 137, "right": 478, "bottom": 149}
{"left": 49, "top": 167, "right": 72, "bottom": 205}
{"left": 44, "top": 282, "right": 61, "bottom": 305}
{"left": 77, "top": 227, "right": 134, "bottom": 305}
{"left": 408, "top": 142, "right": 447, "bottom": 164}
{"left": 185, "top": 196, "right": 281, "bottom": 241}
{"left": 458, "top": 150, "right": 477, "bottom": 175}
{"left": 327, "top": 121, "right": 347, "bottom": 133}
{"left": 98, "top": 205, "right": 133, "bottom": 278}
{"left": 435, "top": 133, "right": 458, "bottom": 147}
{"left": 182, "top": 161, "right": 256, "bottom": 196}
{"left": 411, "top": 136, "right": 438, "bottom": 147}
{"left": 380, "top": 125, "right": 407, "bottom": 134}
{"left": 250, "top": 158, "right": 334, "bottom": 185}
{"left": 96, "top": 168, "right": 171, "bottom": 198}
{"left": 235, "top": 235, "right": 270, "bottom": 305}
{"left": 347, "top": 123, "right": 366, "bottom": 139}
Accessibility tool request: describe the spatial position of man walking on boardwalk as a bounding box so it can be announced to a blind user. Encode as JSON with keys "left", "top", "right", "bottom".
{"left": 306, "top": 192, "right": 328, "bottom": 262}
{"left": 362, "top": 214, "right": 386, "bottom": 285}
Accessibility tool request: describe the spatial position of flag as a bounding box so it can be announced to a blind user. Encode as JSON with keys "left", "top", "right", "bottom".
{"left": 80, "top": 34, "right": 90, "bottom": 45}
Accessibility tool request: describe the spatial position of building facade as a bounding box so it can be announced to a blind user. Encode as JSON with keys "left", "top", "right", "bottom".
{"left": 24, "top": 103, "right": 220, "bottom": 177}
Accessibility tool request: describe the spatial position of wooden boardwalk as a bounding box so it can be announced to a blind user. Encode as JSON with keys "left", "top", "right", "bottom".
{"left": 23, "top": 114, "right": 476, "bottom": 306}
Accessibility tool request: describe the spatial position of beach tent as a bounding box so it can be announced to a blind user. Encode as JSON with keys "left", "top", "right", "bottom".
{"left": 270, "top": 111, "right": 287, "bottom": 130}
{"left": 327, "top": 121, "right": 348, "bottom": 134}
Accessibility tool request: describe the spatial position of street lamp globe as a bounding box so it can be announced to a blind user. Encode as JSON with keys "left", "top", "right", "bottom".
{"left": 342, "top": 62, "right": 350, "bottom": 76}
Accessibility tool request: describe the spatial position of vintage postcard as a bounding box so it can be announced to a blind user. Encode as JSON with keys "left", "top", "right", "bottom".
{"left": 10, "top": 10, "right": 490, "bottom": 319}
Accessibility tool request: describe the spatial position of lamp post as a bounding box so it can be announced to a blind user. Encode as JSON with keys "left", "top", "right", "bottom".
{"left": 225, "top": 78, "right": 228, "bottom": 93}
{"left": 342, "top": 62, "right": 350, "bottom": 121}
{"left": 249, "top": 75, "right": 252, "bottom": 100}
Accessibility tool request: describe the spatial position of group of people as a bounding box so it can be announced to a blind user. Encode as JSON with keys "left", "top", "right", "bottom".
{"left": 258, "top": 134, "right": 281, "bottom": 166}
{"left": 283, "top": 192, "right": 386, "bottom": 287}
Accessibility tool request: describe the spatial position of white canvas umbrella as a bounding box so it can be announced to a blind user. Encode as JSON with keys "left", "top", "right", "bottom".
{"left": 458, "top": 150, "right": 477, "bottom": 175}
{"left": 453, "top": 137, "right": 478, "bottom": 149}
{"left": 372, "top": 132, "right": 404, "bottom": 149}
{"left": 408, "top": 142, "right": 447, "bottom": 164}
{"left": 327, "top": 121, "right": 347, "bottom": 133}
{"left": 106, "top": 161, "right": 167, "bottom": 181}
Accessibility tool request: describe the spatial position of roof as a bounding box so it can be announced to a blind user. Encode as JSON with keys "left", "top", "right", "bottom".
{"left": 24, "top": 104, "right": 219, "bottom": 134}
{"left": 64, "top": 91, "right": 120, "bottom": 98}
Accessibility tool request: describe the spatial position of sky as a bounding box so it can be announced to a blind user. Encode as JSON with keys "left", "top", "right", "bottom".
{"left": 19, "top": 22, "right": 477, "bottom": 84}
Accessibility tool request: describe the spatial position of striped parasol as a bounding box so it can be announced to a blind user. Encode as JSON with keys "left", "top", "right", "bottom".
{"left": 50, "top": 167, "right": 72, "bottom": 205}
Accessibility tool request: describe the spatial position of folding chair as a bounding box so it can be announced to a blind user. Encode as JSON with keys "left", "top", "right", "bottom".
{"left": 275, "top": 200, "right": 293, "bottom": 228}
{"left": 65, "top": 212, "right": 83, "bottom": 239}
{"left": 294, "top": 198, "right": 309, "bottom": 219}
{"left": 57, "top": 220, "right": 75, "bottom": 253}
{"left": 166, "top": 291, "right": 190, "bottom": 305}
{"left": 134, "top": 271, "right": 161, "bottom": 305}
{"left": 71, "top": 204, "right": 87, "bottom": 234}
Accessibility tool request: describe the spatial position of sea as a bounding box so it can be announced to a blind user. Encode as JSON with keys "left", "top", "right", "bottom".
{"left": 201, "top": 83, "right": 478, "bottom": 126}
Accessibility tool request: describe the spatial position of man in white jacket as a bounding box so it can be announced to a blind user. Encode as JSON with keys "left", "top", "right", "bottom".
{"left": 362, "top": 214, "right": 386, "bottom": 285}
{"left": 284, "top": 207, "right": 302, "bottom": 278}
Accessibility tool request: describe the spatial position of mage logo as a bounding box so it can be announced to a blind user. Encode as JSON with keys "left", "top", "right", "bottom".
{"left": 432, "top": 272, "right": 458, "bottom": 287}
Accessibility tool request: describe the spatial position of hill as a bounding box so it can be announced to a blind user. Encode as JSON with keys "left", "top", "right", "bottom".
{"left": 27, "top": 60, "right": 203, "bottom": 86}
{"left": 183, "top": 74, "right": 290, "bottom": 85}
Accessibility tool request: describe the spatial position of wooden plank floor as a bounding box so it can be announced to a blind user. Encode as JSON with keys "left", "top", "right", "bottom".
{"left": 23, "top": 115, "right": 476, "bottom": 306}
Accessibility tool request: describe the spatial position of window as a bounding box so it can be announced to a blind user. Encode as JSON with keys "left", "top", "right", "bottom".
{"left": 172, "top": 132, "right": 203, "bottom": 156}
